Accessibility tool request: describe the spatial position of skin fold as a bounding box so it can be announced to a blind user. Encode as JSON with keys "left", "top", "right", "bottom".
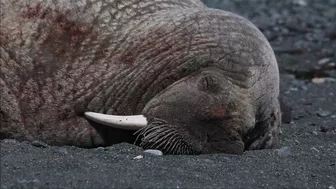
{"left": 0, "top": 0, "right": 281, "bottom": 154}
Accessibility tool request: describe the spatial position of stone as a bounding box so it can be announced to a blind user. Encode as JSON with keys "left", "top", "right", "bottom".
{"left": 312, "top": 78, "right": 325, "bottom": 84}
{"left": 54, "top": 147, "right": 68, "bottom": 154}
{"left": 317, "top": 58, "right": 330, "bottom": 65}
{"left": 31, "top": 140, "right": 48, "bottom": 148}
{"left": 133, "top": 155, "right": 144, "bottom": 160}
{"left": 144, "top": 149, "right": 163, "bottom": 156}
{"left": 316, "top": 110, "right": 331, "bottom": 117}
{"left": 277, "top": 147, "right": 292, "bottom": 157}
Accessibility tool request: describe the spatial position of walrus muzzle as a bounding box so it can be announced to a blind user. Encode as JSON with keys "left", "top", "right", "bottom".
{"left": 85, "top": 112, "right": 199, "bottom": 154}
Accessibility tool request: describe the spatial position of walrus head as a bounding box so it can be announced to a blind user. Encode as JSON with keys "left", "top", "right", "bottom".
{"left": 85, "top": 68, "right": 256, "bottom": 155}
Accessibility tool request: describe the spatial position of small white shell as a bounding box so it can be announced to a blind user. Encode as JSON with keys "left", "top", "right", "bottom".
{"left": 144, "top": 149, "right": 163, "bottom": 156}
{"left": 133, "top": 155, "right": 144, "bottom": 159}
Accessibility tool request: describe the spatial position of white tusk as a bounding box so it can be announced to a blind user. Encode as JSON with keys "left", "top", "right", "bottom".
{"left": 84, "top": 112, "right": 147, "bottom": 130}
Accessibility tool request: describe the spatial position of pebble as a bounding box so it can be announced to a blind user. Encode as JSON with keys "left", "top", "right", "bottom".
{"left": 31, "top": 140, "right": 48, "bottom": 148}
{"left": 312, "top": 131, "right": 318, "bottom": 136}
{"left": 284, "top": 90, "right": 291, "bottom": 95}
{"left": 325, "top": 77, "right": 336, "bottom": 83}
{"left": 294, "top": 139, "right": 300, "bottom": 144}
{"left": 16, "top": 179, "right": 40, "bottom": 184}
{"left": 317, "top": 58, "right": 330, "bottom": 65}
{"left": 300, "top": 85, "right": 308, "bottom": 91}
{"left": 203, "top": 159, "right": 215, "bottom": 163}
{"left": 277, "top": 146, "right": 292, "bottom": 157}
{"left": 289, "top": 87, "right": 298, "bottom": 91}
{"left": 312, "top": 77, "right": 336, "bottom": 83}
{"left": 144, "top": 149, "right": 163, "bottom": 156}
{"left": 133, "top": 155, "right": 143, "bottom": 160}
{"left": 292, "top": 0, "right": 307, "bottom": 6}
{"left": 329, "top": 186, "right": 335, "bottom": 189}
{"left": 1, "top": 139, "right": 19, "bottom": 144}
{"left": 320, "top": 125, "right": 336, "bottom": 133}
{"left": 94, "top": 147, "right": 107, "bottom": 151}
{"left": 281, "top": 74, "right": 295, "bottom": 80}
{"left": 17, "top": 179, "right": 28, "bottom": 184}
{"left": 329, "top": 62, "right": 335, "bottom": 67}
{"left": 312, "top": 78, "right": 325, "bottom": 84}
{"left": 291, "top": 80, "right": 308, "bottom": 91}
{"left": 316, "top": 110, "right": 331, "bottom": 117}
{"left": 54, "top": 147, "right": 68, "bottom": 154}
{"left": 311, "top": 147, "right": 320, "bottom": 153}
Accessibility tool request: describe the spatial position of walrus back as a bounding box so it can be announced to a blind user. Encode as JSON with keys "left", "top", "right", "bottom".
{"left": 0, "top": 0, "right": 206, "bottom": 144}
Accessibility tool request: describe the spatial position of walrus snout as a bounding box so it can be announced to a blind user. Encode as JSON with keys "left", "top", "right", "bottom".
{"left": 135, "top": 72, "right": 251, "bottom": 155}
{"left": 135, "top": 117, "right": 245, "bottom": 155}
{"left": 202, "top": 129, "right": 245, "bottom": 155}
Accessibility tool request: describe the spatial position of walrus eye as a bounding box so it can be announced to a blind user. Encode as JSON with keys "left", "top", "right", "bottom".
{"left": 197, "top": 75, "right": 220, "bottom": 93}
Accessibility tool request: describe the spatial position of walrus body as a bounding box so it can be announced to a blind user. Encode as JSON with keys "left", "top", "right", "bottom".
{"left": 0, "top": 0, "right": 281, "bottom": 154}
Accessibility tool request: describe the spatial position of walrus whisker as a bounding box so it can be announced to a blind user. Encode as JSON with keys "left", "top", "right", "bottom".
{"left": 135, "top": 119, "right": 197, "bottom": 154}
{"left": 148, "top": 126, "right": 172, "bottom": 137}
{"left": 139, "top": 123, "right": 169, "bottom": 136}
{"left": 161, "top": 134, "right": 176, "bottom": 153}
{"left": 183, "top": 145, "right": 193, "bottom": 155}
{"left": 177, "top": 144, "right": 185, "bottom": 155}
{"left": 134, "top": 118, "right": 167, "bottom": 134}
{"left": 177, "top": 141, "right": 186, "bottom": 154}
{"left": 170, "top": 134, "right": 186, "bottom": 153}
{"left": 164, "top": 135, "right": 178, "bottom": 154}
{"left": 149, "top": 130, "right": 174, "bottom": 146}
{"left": 138, "top": 126, "right": 159, "bottom": 136}
{"left": 181, "top": 144, "right": 187, "bottom": 154}
{"left": 142, "top": 127, "right": 172, "bottom": 143}
{"left": 158, "top": 131, "right": 183, "bottom": 151}
{"left": 168, "top": 138, "right": 181, "bottom": 154}
{"left": 144, "top": 130, "right": 176, "bottom": 149}
{"left": 183, "top": 144, "right": 188, "bottom": 153}
{"left": 134, "top": 124, "right": 164, "bottom": 144}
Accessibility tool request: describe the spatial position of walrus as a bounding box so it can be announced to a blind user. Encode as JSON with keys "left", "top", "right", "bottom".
{"left": 0, "top": 0, "right": 281, "bottom": 155}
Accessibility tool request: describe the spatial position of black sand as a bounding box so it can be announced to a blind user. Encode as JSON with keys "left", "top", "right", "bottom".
{"left": 1, "top": 0, "right": 335, "bottom": 188}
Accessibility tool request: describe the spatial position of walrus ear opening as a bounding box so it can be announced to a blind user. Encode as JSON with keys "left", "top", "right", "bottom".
{"left": 197, "top": 75, "right": 221, "bottom": 93}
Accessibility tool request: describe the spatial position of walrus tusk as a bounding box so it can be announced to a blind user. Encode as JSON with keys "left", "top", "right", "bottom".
{"left": 84, "top": 112, "right": 147, "bottom": 130}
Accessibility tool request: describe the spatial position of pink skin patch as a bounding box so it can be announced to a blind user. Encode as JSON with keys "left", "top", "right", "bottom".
{"left": 87, "top": 127, "right": 93, "bottom": 134}
{"left": 208, "top": 106, "right": 226, "bottom": 119}
{"left": 19, "top": 3, "right": 96, "bottom": 55}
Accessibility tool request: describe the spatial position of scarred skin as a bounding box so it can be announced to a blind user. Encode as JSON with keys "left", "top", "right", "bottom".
{"left": 0, "top": 0, "right": 281, "bottom": 154}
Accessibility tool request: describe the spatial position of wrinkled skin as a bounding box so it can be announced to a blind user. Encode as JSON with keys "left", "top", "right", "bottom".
{"left": 0, "top": 0, "right": 281, "bottom": 154}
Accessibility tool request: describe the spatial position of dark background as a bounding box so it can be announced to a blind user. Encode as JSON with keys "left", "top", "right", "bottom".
{"left": 1, "top": 0, "right": 335, "bottom": 188}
